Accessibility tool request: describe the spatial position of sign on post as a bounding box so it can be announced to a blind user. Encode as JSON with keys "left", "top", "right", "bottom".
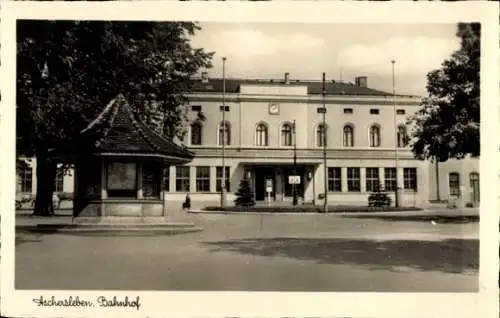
{"left": 288, "top": 175, "right": 301, "bottom": 185}
{"left": 265, "top": 179, "right": 273, "bottom": 207}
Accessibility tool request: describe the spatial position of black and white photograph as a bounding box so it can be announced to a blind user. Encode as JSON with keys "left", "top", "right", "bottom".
{"left": 1, "top": 2, "right": 498, "bottom": 318}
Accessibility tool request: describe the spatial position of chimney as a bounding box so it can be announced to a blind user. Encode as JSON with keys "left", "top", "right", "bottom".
{"left": 284, "top": 72, "right": 290, "bottom": 85}
{"left": 201, "top": 72, "right": 209, "bottom": 83}
{"left": 355, "top": 76, "right": 367, "bottom": 88}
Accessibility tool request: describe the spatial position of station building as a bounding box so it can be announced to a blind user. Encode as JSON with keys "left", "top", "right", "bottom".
{"left": 16, "top": 73, "right": 479, "bottom": 208}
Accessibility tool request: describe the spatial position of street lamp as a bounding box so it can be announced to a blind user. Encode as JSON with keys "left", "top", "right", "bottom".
{"left": 292, "top": 120, "right": 298, "bottom": 206}
{"left": 220, "top": 57, "right": 227, "bottom": 208}
{"left": 392, "top": 59, "right": 400, "bottom": 207}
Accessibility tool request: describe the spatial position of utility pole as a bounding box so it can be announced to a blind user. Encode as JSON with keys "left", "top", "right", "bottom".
{"left": 292, "top": 120, "right": 297, "bottom": 206}
{"left": 392, "top": 59, "right": 400, "bottom": 207}
{"left": 322, "top": 72, "right": 328, "bottom": 213}
{"left": 220, "top": 57, "right": 227, "bottom": 208}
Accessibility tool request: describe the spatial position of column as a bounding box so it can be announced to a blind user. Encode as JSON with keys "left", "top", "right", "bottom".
{"left": 189, "top": 166, "right": 196, "bottom": 194}
{"left": 169, "top": 166, "right": 175, "bottom": 192}
{"left": 100, "top": 160, "right": 108, "bottom": 199}
{"left": 379, "top": 167, "right": 385, "bottom": 190}
{"left": 360, "top": 167, "right": 366, "bottom": 193}
{"left": 210, "top": 166, "right": 217, "bottom": 193}
{"left": 137, "top": 163, "right": 143, "bottom": 199}
{"left": 341, "top": 167, "right": 348, "bottom": 193}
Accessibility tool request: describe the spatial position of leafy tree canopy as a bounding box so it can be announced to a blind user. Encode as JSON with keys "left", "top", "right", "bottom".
{"left": 17, "top": 20, "right": 214, "bottom": 159}
{"left": 407, "top": 23, "right": 480, "bottom": 162}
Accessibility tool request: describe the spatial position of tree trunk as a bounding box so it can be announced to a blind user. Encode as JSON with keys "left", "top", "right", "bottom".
{"left": 435, "top": 159, "right": 441, "bottom": 202}
{"left": 32, "top": 154, "right": 56, "bottom": 216}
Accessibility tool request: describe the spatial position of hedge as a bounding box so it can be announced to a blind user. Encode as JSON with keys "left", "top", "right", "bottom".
{"left": 202, "top": 205, "right": 423, "bottom": 213}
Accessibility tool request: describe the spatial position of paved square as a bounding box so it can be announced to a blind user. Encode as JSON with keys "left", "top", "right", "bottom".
{"left": 15, "top": 213, "right": 478, "bottom": 292}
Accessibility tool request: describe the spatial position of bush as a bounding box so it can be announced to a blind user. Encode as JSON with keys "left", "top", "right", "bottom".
{"left": 202, "top": 205, "right": 422, "bottom": 213}
{"left": 234, "top": 179, "right": 255, "bottom": 207}
{"left": 368, "top": 184, "right": 392, "bottom": 207}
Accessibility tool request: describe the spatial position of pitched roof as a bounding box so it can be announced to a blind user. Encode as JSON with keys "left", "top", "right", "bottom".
{"left": 190, "top": 78, "right": 398, "bottom": 97}
{"left": 78, "top": 94, "right": 193, "bottom": 161}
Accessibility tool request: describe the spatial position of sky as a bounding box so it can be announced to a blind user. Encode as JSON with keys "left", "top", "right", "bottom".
{"left": 190, "top": 23, "right": 460, "bottom": 96}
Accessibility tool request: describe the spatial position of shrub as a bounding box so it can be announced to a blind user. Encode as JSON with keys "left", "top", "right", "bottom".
{"left": 368, "top": 184, "right": 392, "bottom": 207}
{"left": 234, "top": 179, "right": 256, "bottom": 207}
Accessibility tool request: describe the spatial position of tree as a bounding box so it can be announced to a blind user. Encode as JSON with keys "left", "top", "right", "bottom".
{"left": 407, "top": 23, "right": 480, "bottom": 162}
{"left": 234, "top": 179, "right": 256, "bottom": 207}
{"left": 17, "top": 21, "right": 213, "bottom": 216}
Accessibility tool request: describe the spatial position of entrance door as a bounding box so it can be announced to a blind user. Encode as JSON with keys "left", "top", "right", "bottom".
{"left": 255, "top": 167, "right": 275, "bottom": 201}
{"left": 469, "top": 172, "right": 480, "bottom": 203}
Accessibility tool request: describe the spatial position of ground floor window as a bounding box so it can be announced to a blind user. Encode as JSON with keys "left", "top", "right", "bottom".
{"left": 54, "top": 167, "right": 64, "bottom": 192}
{"left": 175, "top": 166, "right": 190, "bottom": 192}
{"left": 449, "top": 172, "right": 460, "bottom": 197}
{"left": 469, "top": 172, "right": 479, "bottom": 202}
{"left": 142, "top": 163, "right": 161, "bottom": 199}
{"left": 196, "top": 166, "right": 210, "bottom": 192}
{"left": 19, "top": 165, "right": 33, "bottom": 193}
{"left": 384, "top": 167, "right": 396, "bottom": 191}
{"left": 347, "top": 167, "right": 361, "bottom": 192}
{"left": 107, "top": 162, "right": 137, "bottom": 198}
{"left": 216, "top": 166, "right": 230, "bottom": 192}
{"left": 404, "top": 168, "right": 418, "bottom": 192}
{"left": 327, "top": 167, "right": 341, "bottom": 192}
{"left": 365, "top": 167, "right": 380, "bottom": 192}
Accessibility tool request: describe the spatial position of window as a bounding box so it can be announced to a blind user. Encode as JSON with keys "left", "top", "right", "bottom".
{"left": 220, "top": 105, "right": 230, "bottom": 112}
{"left": 397, "top": 125, "right": 408, "bottom": 148}
{"left": 143, "top": 163, "right": 161, "bottom": 199}
{"left": 343, "top": 108, "right": 353, "bottom": 114}
{"left": 107, "top": 162, "right": 137, "bottom": 198}
{"left": 281, "top": 123, "right": 293, "bottom": 146}
{"left": 196, "top": 166, "right": 210, "bottom": 192}
{"left": 384, "top": 168, "right": 397, "bottom": 191}
{"left": 163, "top": 167, "right": 170, "bottom": 192}
{"left": 175, "top": 166, "right": 190, "bottom": 192}
{"left": 218, "top": 121, "right": 231, "bottom": 146}
{"left": 365, "top": 168, "right": 380, "bottom": 192}
{"left": 396, "top": 109, "right": 406, "bottom": 115}
{"left": 347, "top": 167, "right": 361, "bottom": 192}
{"left": 317, "top": 124, "right": 327, "bottom": 147}
{"left": 19, "top": 165, "right": 32, "bottom": 193}
{"left": 449, "top": 172, "right": 460, "bottom": 196}
{"left": 470, "top": 172, "right": 480, "bottom": 203}
{"left": 216, "top": 166, "right": 230, "bottom": 192}
{"left": 369, "top": 125, "right": 381, "bottom": 147}
{"left": 190, "top": 122, "right": 202, "bottom": 145}
{"left": 404, "top": 168, "right": 418, "bottom": 192}
{"left": 256, "top": 123, "right": 268, "bottom": 146}
{"left": 54, "top": 168, "right": 64, "bottom": 192}
{"left": 343, "top": 125, "right": 354, "bottom": 147}
{"left": 191, "top": 105, "right": 202, "bottom": 112}
{"left": 328, "top": 167, "right": 341, "bottom": 192}
{"left": 370, "top": 109, "right": 380, "bottom": 115}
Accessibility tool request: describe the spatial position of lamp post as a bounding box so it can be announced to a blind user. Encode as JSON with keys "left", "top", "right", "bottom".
{"left": 220, "top": 57, "right": 227, "bottom": 208}
{"left": 392, "top": 59, "right": 400, "bottom": 207}
{"left": 292, "top": 120, "right": 298, "bottom": 206}
{"left": 322, "top": 72, "right": 328, "bottom": 213}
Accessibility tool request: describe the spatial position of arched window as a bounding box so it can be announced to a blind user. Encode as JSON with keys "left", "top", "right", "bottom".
{"left": 281, "top": 123, "right": 293, "bottom": 146}
{"left": 449, "top": 172, "right": 461, "bottom": 197}
{"left": 369, "top": 125, "right": 381, "bottom": 147}
{"left": 317, "top": 124, "right": 327, "bottom": 147}
{"left": 397, "top": 125, "right": 408, "bottom": 148}
{"left": 256, "top": 123, "right": 268, "bottom": 146}
{"left": 343, "top": 125, "right": 354, "bottom": 147}
{"left": 218, "top": 121, "right": 231, "bottom": 146}
{"left": 190, "top": 122, "right": 202, "bottom": 145}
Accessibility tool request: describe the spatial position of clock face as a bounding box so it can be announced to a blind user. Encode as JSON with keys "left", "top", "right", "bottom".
{"left": 269, "top": 104, "right": 280, "bottom": 115}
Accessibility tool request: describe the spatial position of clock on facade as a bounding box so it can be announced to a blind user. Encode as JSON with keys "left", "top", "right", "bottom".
{"left": 268, "top": 103, "right": 280, "bottom": 115}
